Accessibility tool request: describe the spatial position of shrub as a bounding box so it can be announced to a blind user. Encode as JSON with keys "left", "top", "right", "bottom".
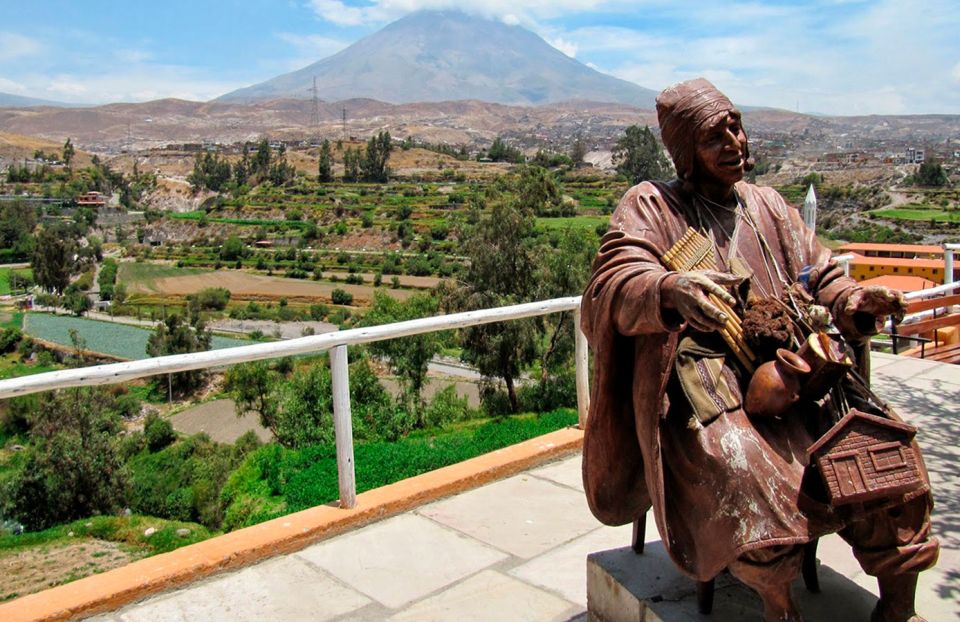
{"left": 331, "top": 288, "right": 353, "bottom": 305}
{"left": 190, "top": 287, "right": 231, "bottom": 311}
{"left": 144, "top": 412, "right": 176, "bottom": 452}
{"left": 0, "top": 327, "right": 22, "bottom": 353}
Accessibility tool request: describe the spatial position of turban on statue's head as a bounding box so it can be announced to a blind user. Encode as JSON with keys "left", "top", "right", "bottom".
{"left": 656, "top": 78, "right": 751, "bottom": 180}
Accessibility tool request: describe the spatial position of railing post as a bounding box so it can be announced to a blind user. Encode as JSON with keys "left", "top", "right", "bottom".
{"left": 330, "top": 345, "right": 356, "bottom": 509}
{"left": 944, "top": 243, "right": 956, "bottom": 286}
{"left": 574, "top": 308, "right": 590, "bottom": 429}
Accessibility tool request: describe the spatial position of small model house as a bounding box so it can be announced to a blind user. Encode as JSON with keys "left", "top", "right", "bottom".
{"left": 807, "top": 409, "right": 925, "bottom": 506}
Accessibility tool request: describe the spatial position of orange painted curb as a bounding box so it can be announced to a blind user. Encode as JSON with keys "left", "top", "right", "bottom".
{"left": 0, "top": 426, "right": 584, "bottom": 622}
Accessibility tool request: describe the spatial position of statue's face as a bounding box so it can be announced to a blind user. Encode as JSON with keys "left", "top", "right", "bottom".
{"left": 694, "top": 112, "right": 747, "bottom": 187}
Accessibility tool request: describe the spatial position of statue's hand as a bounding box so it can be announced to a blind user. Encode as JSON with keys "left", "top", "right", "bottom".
{"left": 837, "top": 285, "right": 907, "bottom": 339}
{"left": 844, "top": 285, "right": 907, "bottom": 324}
{"left": 661, "top": 270, "right": 741, "bottom": 332}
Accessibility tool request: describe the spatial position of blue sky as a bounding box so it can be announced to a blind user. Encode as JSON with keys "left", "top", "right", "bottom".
{"left": 1, "top": 0, "right": 958, "bottom": 115}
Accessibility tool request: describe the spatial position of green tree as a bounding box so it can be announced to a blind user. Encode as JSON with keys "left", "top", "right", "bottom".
{"left": 318, "top": 139, "right": 333, "bottom": 182}
{"left": 361, "top": 131, "right": 392, "bottom": 182}
{"left": 144, "top": 412, "right": 176, "bottom": 452}
{"left": 146, "top": 314, "right": 212, "bottom": 396}
{"left": 0, "top": 199, "right": 37, "bottom": 261}
{"left": 64, "top": 289, "right": 92, "bottom": 316}
{"left": 225, "top": 361, "right": 280, "bottom": 433}
{"left": 62, "top": 137, "right": 75, "bottom": 166}
{"left": 613, "top": 125, "right": 670, "bottom": 183}
{"left": 3, "top": 389, "right": 130, "bottom": 530}
{"left": 342, "top": 147, "right": 361, "bottom": 182}
{"left": 450, "top": 197, "right": 540, "bottom": 412}
{"left": 359, "top": 292, "right": 441, "bottom": 413}
{"left": 514, "top": 165, "right": 565, "bottom": 215}
{"left": 220, "top": 235, "right": 245, "bottom": 261}
{"left": 32, "top": 224, "right": 76, "bottom": 294}
{"left": 915, "top": 158, "right": 948, "bottom": 187}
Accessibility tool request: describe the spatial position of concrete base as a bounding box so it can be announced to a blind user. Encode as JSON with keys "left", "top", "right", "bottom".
{"left": 587, "top": 542, "right": 882, "bottom": 622}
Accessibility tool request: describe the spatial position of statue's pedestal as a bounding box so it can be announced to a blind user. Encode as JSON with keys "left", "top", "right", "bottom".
{"left": 586, "top": 540, "right": 881, "bottom": 621}
{"left": 586, "top": 543, "right": 759, "bottom": 622}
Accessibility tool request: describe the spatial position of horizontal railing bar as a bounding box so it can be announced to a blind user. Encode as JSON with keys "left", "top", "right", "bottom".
{"left": 903, "top": 281, "right": 960, "bottom": 300}
{"left": 0, "top": 297, "right": 581, "bottom": 400}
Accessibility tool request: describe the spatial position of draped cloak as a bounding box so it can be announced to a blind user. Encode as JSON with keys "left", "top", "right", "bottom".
{"left": 580, "top": 179, "right": 876, "bottom": 580}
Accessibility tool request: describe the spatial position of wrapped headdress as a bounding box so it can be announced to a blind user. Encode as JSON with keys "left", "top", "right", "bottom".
{"left": 656, "top": 78, "right": 752, "bottom": 180}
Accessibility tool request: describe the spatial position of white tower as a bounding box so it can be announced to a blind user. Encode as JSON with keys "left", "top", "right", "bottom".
{"left": 802, "top": 184, "right": 817, "bottom": 231}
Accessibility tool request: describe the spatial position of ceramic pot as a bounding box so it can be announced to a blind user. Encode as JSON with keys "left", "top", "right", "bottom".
{"left": 745, "top": 348, "right": 811, "bottom": 418}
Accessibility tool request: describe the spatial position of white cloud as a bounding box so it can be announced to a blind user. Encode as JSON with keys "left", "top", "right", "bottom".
{"left": 953, "top": 62, "right": 960, "bottom": 84}
{"left": 306, "top": 0, "right": 610, "bottom": 27}
{"left": 277, "top": 32, "right": 350, "bottom": 63}
{"left": 0, "top": 32, "right": 43, "bottom": 61}
{"left": 548, "top": 37, "right": 578, "bottom": 58}
{"left": 0, "top": 77, "right": 27, "bottom": 93}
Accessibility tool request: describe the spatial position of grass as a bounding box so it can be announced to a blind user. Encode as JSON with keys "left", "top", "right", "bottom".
{"left": 0, "top": 268, "right": 32, "bottom": 296}
{"left": 869, "top": 203, "right": 960, "bottom": 222}
{"left": 0, "top": 310, "right": 23, "bottom": 330}
{"left": 536, "top": 215, "right": 608, "bottom": 231}
{"left": 0, "top": 352, "right": 59, "bottom": 380}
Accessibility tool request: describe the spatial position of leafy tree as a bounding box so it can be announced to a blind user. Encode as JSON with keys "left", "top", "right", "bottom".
{"left": 220, "top": 235, "right": 245, "bottom": 261}
{"left": 450, "top": 197, "right": 540, "bottom": 412}
{"left": 32, "top": 224, "right": 76, "bottom": 294}
{"left": 146, "top": 314, "right": 212, "bottom": 396}
{"left": 318, "top": 139, "right": 333, "bottom": 182}
{"left": 613, "top": 125, "right": 670, "bottom": 183}
{"left": 915, "top": 158, "right": 948, "bottom": 187}
{"left": 487, "top": 136, "right": 525, "bottom": 163}
{"left": 359, "top": 292, "right": 441, "bottom": 413}
{"left": 187, "top": 151, "right": 232, "bottom": 192}
{"left": 62, "top": 137, "right": 75, "bottom": 166}
{"left": 0, "top": 199, "right": 37, "bottom": 261}
{"left": 570, "top": 136, "right": 588, "bottom": 167}
{"left": 2, "top": 389, "right": 130, "bottom": 530}
{"left": 225, "top": 361, "right": 280, "bottom": 433}
{"left": 342, "top": 147, "right": 361, "bottom": 182}
{"left": 514, "top": 165, "right": 566, "bottom": 216}
{"left": 361, "top": 131, "right": 392, "bottom": 182}
{"left": 251, "top": 139, "right": 272, "bottom": 178}
{"left": 64, "top": 289, "right": 92, "bottom": 316}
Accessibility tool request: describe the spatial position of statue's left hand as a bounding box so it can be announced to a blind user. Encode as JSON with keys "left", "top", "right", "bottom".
{"left": 843, "top": 285, "right": 907, "bottom": 326}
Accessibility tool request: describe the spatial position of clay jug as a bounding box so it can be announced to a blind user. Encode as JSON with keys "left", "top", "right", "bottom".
{"left": 745, "top": 348, "right": 811, "bottom": 418}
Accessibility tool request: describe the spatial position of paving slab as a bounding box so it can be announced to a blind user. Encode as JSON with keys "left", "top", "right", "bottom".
{"left": 388, "top": 569, "right": 576, "bottom": 622}
{"left": 419, "top": 473, "right": 600, "bottom": 559}
{"left": 116, "top": 555, "right": 370, "bottom": 622}
{"left": 511, "top": 524, "right": 636, "bottom": 606}
{"left": 295, "top": 513, "right": 507, "bottom": 609}
{"left": 530, "top": 455, "right": 585, "bottom": 492}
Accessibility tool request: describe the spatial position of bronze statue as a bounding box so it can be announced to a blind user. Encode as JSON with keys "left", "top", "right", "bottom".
{"left": 581, "top": 78, "right": 938, "bottom": 622}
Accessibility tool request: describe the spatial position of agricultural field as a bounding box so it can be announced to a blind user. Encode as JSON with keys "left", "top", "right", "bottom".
{"left": 126, "top": 268, "right": 413, "bottom": 305}
{"left": 23, "top": 313, "right": 247, "bottom": 361}
{"left": 869, "top": 203, "right": 960, "bottom": 222}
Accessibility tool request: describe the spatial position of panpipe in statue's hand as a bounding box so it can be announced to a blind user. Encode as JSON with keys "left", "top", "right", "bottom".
{"left": 662, "top": 228, "right": 757, "bottom": 373}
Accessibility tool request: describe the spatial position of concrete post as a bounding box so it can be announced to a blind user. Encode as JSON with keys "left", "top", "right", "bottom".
{"left": 330, "top": 345, "right": 357, "bottom": 509}
{"left": 574, "top": 308, "right": 590, "bottom": 429}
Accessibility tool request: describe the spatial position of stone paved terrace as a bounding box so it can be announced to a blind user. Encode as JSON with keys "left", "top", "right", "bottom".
{"left": 71, "top": 352, "right": 956, "bottom": 621}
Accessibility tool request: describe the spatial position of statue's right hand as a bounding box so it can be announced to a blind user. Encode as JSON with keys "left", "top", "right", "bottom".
{"left": 661, "top": 270, "right": 741, "bottom": 332}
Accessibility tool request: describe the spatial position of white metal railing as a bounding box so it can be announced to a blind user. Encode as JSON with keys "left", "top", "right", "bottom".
{"left": 834, "top": 253, "right": 855, "bottom": 277}
{"left": 0, "top": 297, "right": 589, "bottom": 509}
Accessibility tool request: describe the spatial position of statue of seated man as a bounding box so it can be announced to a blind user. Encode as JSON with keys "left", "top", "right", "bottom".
{"left": 580, "top": 78, "right": 938, "bottom": 622}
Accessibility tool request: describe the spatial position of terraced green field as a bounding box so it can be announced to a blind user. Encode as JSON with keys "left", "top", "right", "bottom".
{"left": 0, "top": 268, "right": 32, "bottom": 295}
{"left": 23, "top": 314, "right": 247, "bottom": 361}
{"left": 870, "top": 204, "right": 960, "bottom": 222}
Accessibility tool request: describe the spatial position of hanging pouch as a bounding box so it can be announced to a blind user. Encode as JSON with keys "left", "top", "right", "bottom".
{"left": 674, "top": 332, "right": 743, "bottom": 427}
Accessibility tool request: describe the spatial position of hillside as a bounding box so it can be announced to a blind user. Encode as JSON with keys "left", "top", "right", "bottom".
{"left": 216, "top": 10, "right": 657, "bottom": 107}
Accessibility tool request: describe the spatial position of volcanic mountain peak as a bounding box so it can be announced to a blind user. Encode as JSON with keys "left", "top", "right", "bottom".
{"left": 216, "top": 10, "right": 656, "bottom": 108}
